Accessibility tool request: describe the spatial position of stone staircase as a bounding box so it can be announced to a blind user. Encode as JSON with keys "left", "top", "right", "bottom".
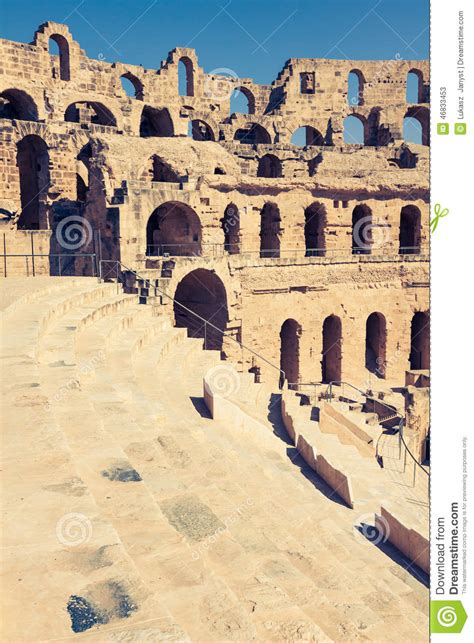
{"left": 1, "top": 278, "right": 428, "bottom": 641}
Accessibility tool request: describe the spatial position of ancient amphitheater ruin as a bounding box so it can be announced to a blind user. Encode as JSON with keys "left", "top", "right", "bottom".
{"left": 1, "top": 21, "right": 430, "bottom": 641}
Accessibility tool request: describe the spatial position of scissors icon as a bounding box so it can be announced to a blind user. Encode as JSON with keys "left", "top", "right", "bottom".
{"left": 430, "top": 203, "right": 449, "bottom": 233}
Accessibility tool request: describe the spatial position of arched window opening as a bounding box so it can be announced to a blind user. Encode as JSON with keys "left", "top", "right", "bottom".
{"left": 230, "top": 87, "right": 255, "bottom": 115}
{"left": 404, "top": 106, "right": 429, "bottom": 145}
{"left": 179, "top": 57, "right": 194, "bottom": 97}
{"left": 234, "top": 123, "right": 271, "bottom": 144}
{"left": 65, "top": 102, "right": 117, "bottom": 127}
{"left": 221, "top": 204, "right": 240, "bottom": 254}
{"left": 140, "top": 106, "right": 174, "bottom": 137}
{"left": 322, "top": 315, "right": 342, "bottom": 383}
{"left": 291, "top": 126, "right": 324, "bottom": 146}
{"left": 190, "top": 119, "right": 215, "bottom": 141}
{"left": 49, "top": 34, "right": 70, "bottom": 81}
{"left": 343, "top": 114, "right": 366, "bottom": 144}
{"left": 280, "top": 319, "right": 302, "bottom": 389}
{"left": 257, "top": 154, "right": 282, "bottom": 178}
{"left": 406, "top": 70, "right": 422, "bottom": 103}
{"left": 365, "top": 312, "right": 387, "bottom": 378}
{"left": 260, "top": 203, "right": 281, "bottom": 258}
{"left": 150, "top": 156, "right": 180, "bottom": 182}
{"left": 352, "top": 204, "right": 372, "bottom": 255}
{"left": 174, "top": 269, "right": 228, "bottom": 350}
{"left": 16, "top": 135, "right": 49, "bottom": 230}
{"left": 0, "top": 89, "right": 38, "bottom": 121}
{"left": 399, "top": 205, "right": 421, "bottom": 254}
{"left": 146, "top": 202, "right": 201, "bottom": 256}
{"left": 120, "top": 72, "right": 144, "bottom": 100}
{"left": 410, "top": 312, "right": 430, "bottom": 370}
{"left": 348, "top": 70, "right": 364, "bottom": 106}
{"left": 304, "top": 202, "right": 326, "bottom": 257}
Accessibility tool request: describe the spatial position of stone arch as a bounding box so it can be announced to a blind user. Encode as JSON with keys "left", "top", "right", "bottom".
{"left": 404, "top": 106, "right": 429, "bottom": 145}
{"left": 348, "top": 69, "right": 364, "bottom": 106}
{"left": 322, "top": 315, "right": 342, "bottom": 383}
{"left": 230, "top": 87, "right": 255, "bottom": 115}
{"left": 179, "top": 56, "right": 194, "bottom": 97}
{"left": 304, "top": 202, "right": 326, "bottom": 256}
{"left": 221, "top": 203, "right": 240, "bottom": 254}
{"left": 343, "top": 114, "right": 367, "bottom": 145}
{"left": 280, "top": 319, "right": 302, "bottom": 388}
{"left": 16, "top": 134, "right": 50, "bottom": 229}
{"left": 410, "top": 311, "right": 430, "bottom": 370}
{"left": 48, "top": 33, "right": 70, "bottom": 81}
{"left": 146, "top": 201, "right": 201, "bottom": 256}
{"left": 291, "top": 126, "right": 325, "bottom": 146}
{"left": 352, "top": 204, "right": 372, "bottom": 255}
{"left": 120, "top": 72, "right": 144, "bottom": 100}
{"left": 257, "top": 154, "right": 282, "bottom": 178}
{"left": 65, "top": 102, "right": 117, "bottom": 127}
{"left": 260, "top": 202, "right": 281, "bottom": 258}
{"left": 0, "top": 89, "right": 39, "bottom": 121}
{"left": 406, "top": 69, "right": 424, "bottom": 103}
{"left": 399, "top": 205, "right": 421, "bottom": 254}
{"left": 140, "top": 106, "right": 174, "bottom": 137}
{"left": 365, "top": 312, "right": 387, "bottom": 378}
{"left": 234, "top": 122, "right": 271, "bottom": 144}
{"left": 174, "top": 269, "right": 228, "bottom": 350}
{"left": 189, "top": 119, "right": 215, "bottom": 141}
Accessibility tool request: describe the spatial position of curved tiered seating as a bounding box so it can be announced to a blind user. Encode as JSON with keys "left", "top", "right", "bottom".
{"left": 1, "top": 278, "right": 428, "bottom": 641}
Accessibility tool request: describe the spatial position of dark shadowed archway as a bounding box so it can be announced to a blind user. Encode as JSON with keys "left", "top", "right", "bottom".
{"left": 365, "top": 312, "right": 387, "bottom": 378}
{"left": 146, "top": 202, "right": 201, "bottom": 256}
{"left": 140, "top": 106, "right": 174, "bottom": 137}
{"left": 410, "top": 311, "right": 430, "bottom": 370}
{"left": 352, "top": 204, "right": 372, "bottom": 255}
{"left": 174, "top": 269, "right": 228, "bottom": 350}
{"left": 304, "top": 202, "right": 326, "bottom": 256}
{"left": 257, "top": 154, "right": 282, "bottom": 178}
{"left": 221, "top": 203, "right": 240, "bottom": 254}
{"left": 260, "top": 203, "right": 281, "bottom": 257}
{"left": 0, "top": 89, "right": 39, "bottom": 121}
{"left": 16, "top": 135, "right": 50, "bottom": 229}
{"left": 322, "top": 315, "right": 342, "bottom": 383}
{"left": 399, "top": 205, "right": 421, "bottom": 254}
{"left": 280, "top": 319, "right": 301, "bottom": 388}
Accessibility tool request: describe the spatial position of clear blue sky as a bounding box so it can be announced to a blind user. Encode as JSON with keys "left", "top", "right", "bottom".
{"left": 1, "top": 0, "right": 429, "bottom": 84}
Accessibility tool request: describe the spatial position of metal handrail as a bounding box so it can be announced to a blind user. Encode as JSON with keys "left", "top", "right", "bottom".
{"left": 325, "top": 380, "right": 429, "bottom": 478}
{"left": 99, "top": 259, "right": 286, "bottom": 380}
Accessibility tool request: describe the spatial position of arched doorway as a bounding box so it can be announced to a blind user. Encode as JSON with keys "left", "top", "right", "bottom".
{"left": 120, "top": 72, "right": 144, "bottom": 100}
{"left": 365, "top": 312, "right": 387, "bottom": 377}
{"left": 230, "top": 87, "right": 255, "bottom": 115}
{"left": 178, "top": 57, "right": 194, "bottom": 96}
{"left": 280, "top": 319, "right": 301, "bottom": 388}
{"left": 49, "top": 34, "right": 70, "bottom": 81}
{"left": 16, "top": 135, "right": 49, "bottom": 229}
{"left": 221, "top": 204, "right": 240, "bottom": 254}
{"left": 343, "top": 114, "right": 366, "bottom": 144}
{"left": 322, "top": 315, "right": 342, "bottom": 383}
{"left": 304, "top": 202, "right": 326, "bottom": 256}
{"left": 146, "top": 202, "right": 201, "bottom": 256}
{"left": 260, "top": 203, "right": 281, "bottom": 258}
{"left": 399, "top": 205, "right": 421, "bottom": 254}
{"left": 257, "top": 154, "right": 282, "bottom": 178}
{"left": 410, "top": 312, "right": 430, "bottom": 370}
{"left": 352, "top": 204, "right": 372, "bottom": 255}
{"left": 140, "top": 106, "right": 174, "bottom": 137}
{"left": 174, "top": 269, "right": 228, "bottom": 350}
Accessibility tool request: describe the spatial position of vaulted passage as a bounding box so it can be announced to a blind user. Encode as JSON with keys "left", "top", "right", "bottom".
{"left": 234, "top": 123, "right": 271, "bottom": 144}
{"left": 352, "top": 204, "right": 372, "bottom": 255}
{"left": 410, "top": 311, "right": 430, "bottom": 370}
{"left": 140, "top": 106, "right": 174, "bottom": 137}
{"left": 65, "top": 102, "right": 117, "bottom": 127}
{"left": 189, "top": 119, "right": 215, "bottom": 141}
{"left": 257, "top": 154, "right": 282, "bottom": 178}
{"left": 322, "top": 315, "right": 342, "bottom": 383}
{"left": 174, "top": 269, "right": 228, "bottom": 350}
{"left": 260, "top": 203, "right": 281, "bottom": 258}
{"left": 146, "top": 202, "right": 201, "bottom": 256}
{"left": 221, "top": 204, "right": 240, "bottom": 254}
{"left": 365, "top": 312, "right": 387, "bottom": 377}
{"left": 304, "top": 202, "right": 326, "bottom": 256}
{"left": 280, "top": 319, "right": 301, "bottom": 388}
{"left": 399, "top": 205, "right": 421, "bottom": 254}
{"left": 16, "top": 135, "right": 49, "bottom": 229}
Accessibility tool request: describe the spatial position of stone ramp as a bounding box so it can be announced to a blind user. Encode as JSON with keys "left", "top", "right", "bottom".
{"left": 1, "top": 279, "right": 428, "bottom": 641}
